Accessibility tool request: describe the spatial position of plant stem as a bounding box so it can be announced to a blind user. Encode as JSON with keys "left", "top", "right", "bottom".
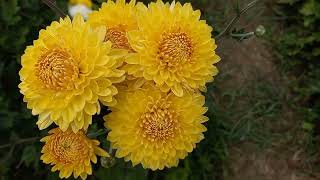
{"left": 42, "top": 0, "right": 66, "bottom": 18}
{"left": 0, "top": 144, "right": 16, "bottom": 164}
{"left": 0, "top": 129, "right": 109, "bottom": 150}
{"left": 230, "top": 32, "right": 255, "bottom": 37}
{"left": 230, "top": 32, "right": 255, "bottom": 40}
{"left": 108, "top": 144, "right": 113, "bottom": 154}
{"left": 216, "top": 0, "right": 260, "bottom": 40}
{"left": 0, "top": 137, "right": 40, "bottom": 149}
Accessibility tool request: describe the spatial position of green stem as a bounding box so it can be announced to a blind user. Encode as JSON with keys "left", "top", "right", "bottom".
{"left": 216, "top": 0, "right": 260, "bottom": 40}
{"left": 0, "top": 137, "right": 40, "bottom": 149}
{"left": 42, "top": 0, "right": 66, "bottom": 18}
{"left": 230, "top": 32, "right": 254, "bottom": 37}
{"left": 0, "top": 129, "right": 109, "bottom": 149}
{"left": 230, "top": 32, "right": 255, "bottom": 40}
{"left": 108, "top": 144, "right": 113, "bottom": 154}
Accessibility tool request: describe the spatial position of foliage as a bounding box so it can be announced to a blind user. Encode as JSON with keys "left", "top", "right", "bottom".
{"left": 276, "top": 0, "right": 320, "bottom": 65}
{"left": 274, "top": 0, "right": 320, "bottom": 150}
{"left": 0, "top": 1, "right": 66, "bottom": 179}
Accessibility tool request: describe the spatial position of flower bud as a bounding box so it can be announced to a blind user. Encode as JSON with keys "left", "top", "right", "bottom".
{"left": 101, "top": 156, "right": 116, "bottom": 168}
{"left": 255, "top": 25, "right": 266, "bottom": 37}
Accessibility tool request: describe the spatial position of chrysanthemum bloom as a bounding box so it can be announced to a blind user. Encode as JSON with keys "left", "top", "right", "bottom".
{"left": 104, "top": 86, "right": 208, "bottom": 170}
{"left": 88, "top": 0, "right": 140, "bottom": 51}
{"left": 19, "top": 15, "right": 125, "bottom": 132}
{"left": 41, "top": 128, "right": 109, "bottom": 179}
{"left": 124, "top": 1, "right": 220, "bottom": 97}
{"left": 88, "top": 0, "right": 147, "bottom": 90}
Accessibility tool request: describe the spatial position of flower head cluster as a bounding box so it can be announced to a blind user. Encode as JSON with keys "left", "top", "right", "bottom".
{"left": 19, "top": 14, "right": 119, "bottom": 179}
{"left": 100, "top": 0, "right": 219, "bottom": 170}
{"left": 19, "top": 0, "right": 219, "bottom": 178}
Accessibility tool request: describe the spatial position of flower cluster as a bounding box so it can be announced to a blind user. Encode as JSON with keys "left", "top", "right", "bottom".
{"left": 18, "top": 0, "right": 219, "bottom": 178}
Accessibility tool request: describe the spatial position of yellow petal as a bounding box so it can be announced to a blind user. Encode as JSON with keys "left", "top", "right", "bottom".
{"left": 94, "top": 147, "right": 109, "bottom": 157}
{"left": 171, "top": 84, "right": 184, "bottom": 97}
{"left": 84, "top": 103, "right": 97, "bottom": 115}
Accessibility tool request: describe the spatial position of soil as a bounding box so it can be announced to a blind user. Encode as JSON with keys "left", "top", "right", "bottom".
{"left": 216, "top": 37, "right": 319, "bottom": 180}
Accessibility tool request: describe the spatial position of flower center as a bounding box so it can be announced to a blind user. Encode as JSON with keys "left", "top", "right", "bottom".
{"left": 52, "top": 132, "right": 87, "bottom": 163}
{"left": 158, "top": 32, "right": 193, "bottom": 69}
{"left": 105, "top": 25, "right": 133, "bottom": 51}
{"left": 35, "top": 49, "right": 79, "bottom": 90}
{"left": 140, "top": 98, "right": 179, "bottom": 142}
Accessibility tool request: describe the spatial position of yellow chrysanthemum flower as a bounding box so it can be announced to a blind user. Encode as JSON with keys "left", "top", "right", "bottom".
{"left": 88, "top": 0, "right": 140, "bottom": 51}
{"left": 104, "top": 85, "right": 208, "bottom": 170}
{"left": 70, "top": 0, "right": 92, "bottom": 8}
{"left": 40, "top": 128, "right": 109, "bottom": 179}
{"left": 19, "top": 15, "right": 125, "bottom": 132}
{"left": 88, "top": 0, "right": 147, "bottom": 90}
{"left": 124, "top": 1, "right": 220, "bottom": 97}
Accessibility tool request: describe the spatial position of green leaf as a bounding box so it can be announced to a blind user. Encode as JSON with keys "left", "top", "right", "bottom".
{"left": 300, "top": 0, "right": 320, "bottom": 17}
{"left": 21, "top": 145, "right": 37, "bottom": 167}
{"left": 96, "top": 163, "right": 148, "bottom": 180}
{"left": 303, "top": 122, "right": 314, "bottom": 131}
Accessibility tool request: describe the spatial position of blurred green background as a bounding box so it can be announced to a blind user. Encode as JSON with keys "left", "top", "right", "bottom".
{"left": 0, "top": 0, "right": 320, "bottom": 179}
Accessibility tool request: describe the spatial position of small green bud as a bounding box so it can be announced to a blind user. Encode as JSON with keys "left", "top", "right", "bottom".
{"left": 101, "top": 156, "right": 116, "bottom": 168}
